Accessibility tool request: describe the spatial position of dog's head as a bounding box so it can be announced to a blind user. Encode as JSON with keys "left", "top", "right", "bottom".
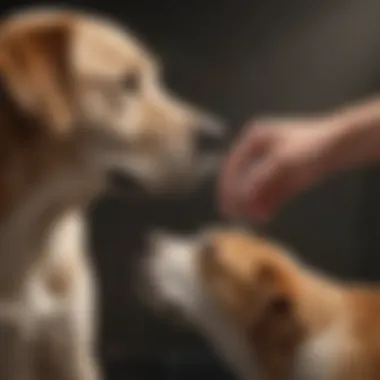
{"left": 0, "top": 8, "right": 225, "bottom": 198}
{"left": 147, "top": 227, "right": 301, "bottom": 333}
{"left": 146, "top": 228, "right": 305, "bottom": 378}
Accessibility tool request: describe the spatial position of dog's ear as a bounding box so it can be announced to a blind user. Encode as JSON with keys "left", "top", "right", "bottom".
{"left": 0, "top": 21, "right": 74, "bottom": 136}
{"left": 255, "top": 264, "right": 292, "bottom": 318}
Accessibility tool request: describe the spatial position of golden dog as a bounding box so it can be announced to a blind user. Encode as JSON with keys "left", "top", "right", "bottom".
{"left": 0, "top": 7, "right": 224, "bottom": 380}
{"left": 148, "top": 227, "right": 380, "bottom": 380}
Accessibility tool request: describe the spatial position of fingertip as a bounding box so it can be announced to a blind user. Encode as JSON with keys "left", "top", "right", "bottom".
{"left": 218, "top": 195, "right": 241, "bottom": 219}
{"left": 218, "top": 163, "right": 239, "bottom": 215}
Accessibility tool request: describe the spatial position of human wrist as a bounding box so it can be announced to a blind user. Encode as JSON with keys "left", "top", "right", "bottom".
{"left": 324, "top": 97, "right": 380, "bottom": 173}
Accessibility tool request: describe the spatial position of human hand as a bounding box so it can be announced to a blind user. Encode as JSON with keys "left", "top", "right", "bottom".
{"left": 219, "top": 116, "right": 345, "bottom": 222}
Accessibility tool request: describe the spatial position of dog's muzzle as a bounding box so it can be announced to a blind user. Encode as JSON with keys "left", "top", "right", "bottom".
{"left": 107, "top": 169, "right": 147, "bottom": 198}
{"left": 196, "top": 117, "right": 229, "bottom": 156}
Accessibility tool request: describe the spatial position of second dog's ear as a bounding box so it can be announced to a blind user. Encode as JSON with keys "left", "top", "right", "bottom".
{"left": 0, "top": 19, "right": 74, "bottom": 136}
{"left": 255, "top": 264, "right": 292, "bottom": 318}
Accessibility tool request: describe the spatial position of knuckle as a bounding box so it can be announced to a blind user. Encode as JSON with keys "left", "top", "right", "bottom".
{"left": 272, "top": 153, "right": 292, "bottom": 171}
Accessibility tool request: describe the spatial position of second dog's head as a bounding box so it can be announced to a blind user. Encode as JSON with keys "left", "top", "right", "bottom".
{"left": 145, "top": 228, "right": 310, "bottom": 379}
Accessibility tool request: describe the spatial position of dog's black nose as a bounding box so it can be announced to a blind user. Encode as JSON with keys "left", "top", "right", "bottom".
{"left": 197, "top": 129, "right": 223, "bottom": 153}
{"left": 107, "top": 169, "right": 146, "bottom": 197}
{"left": 196, "top": 118, "right": 227, "bottom": 153}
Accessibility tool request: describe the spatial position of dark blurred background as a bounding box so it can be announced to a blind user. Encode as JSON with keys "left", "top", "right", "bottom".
{"left": 4, "top": 0, "right": 380, "bottom": 378}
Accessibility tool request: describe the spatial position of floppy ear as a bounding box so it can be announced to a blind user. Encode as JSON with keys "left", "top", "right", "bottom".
{"left": 0, "top": 22, "right": 74, "bottom": 136}
{"left": 255, "top": 264, "right": 292, "bottom": 318}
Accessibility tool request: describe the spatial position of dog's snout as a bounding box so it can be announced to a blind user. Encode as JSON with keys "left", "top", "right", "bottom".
{"left": 196, "top": 118, "right": 227, "bottom": 153}
{"left": 107, "top": 169, "right": 146, "bottom": 196}
{"left": 197, "top": 128, "right": 223, "bottom": 153}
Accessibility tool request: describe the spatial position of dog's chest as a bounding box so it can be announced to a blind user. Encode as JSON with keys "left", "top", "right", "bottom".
{"left": 291, "top": 326, "right": 345, "bottom": 380}
{"left": 0, "top": 210, "right": 87, "bottom": 321}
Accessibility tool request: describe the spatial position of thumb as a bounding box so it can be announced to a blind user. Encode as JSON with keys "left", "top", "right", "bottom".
{"left": 240, "top": 158, "right": 296, "bottom": 221}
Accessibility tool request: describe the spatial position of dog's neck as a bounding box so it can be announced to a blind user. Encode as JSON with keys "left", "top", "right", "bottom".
{"left": 0, "top": 167, "right": 100, "bottom": 295}
{"left": 0, "top": 97, "right": 104, "bottom": 294}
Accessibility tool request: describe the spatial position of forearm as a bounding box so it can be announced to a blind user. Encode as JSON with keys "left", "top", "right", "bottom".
{"left": 326, "top": 96, "right": 380, "bottom": 173}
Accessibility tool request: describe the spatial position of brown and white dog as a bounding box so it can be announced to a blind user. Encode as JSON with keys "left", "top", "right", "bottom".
{"left": 147, "top": 227, "right": 380, "bottom": 380}
{"left": 0, "top": 7, "right": 224, "bottom": 380}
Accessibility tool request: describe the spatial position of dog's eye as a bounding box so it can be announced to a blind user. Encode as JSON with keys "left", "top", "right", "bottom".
{"left": 121, "top": 72, "right": 140, "bottom": 92}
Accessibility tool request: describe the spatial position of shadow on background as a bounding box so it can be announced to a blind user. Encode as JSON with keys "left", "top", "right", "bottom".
{"left": 3, "top": 1, "right": 380, "bottom": 378}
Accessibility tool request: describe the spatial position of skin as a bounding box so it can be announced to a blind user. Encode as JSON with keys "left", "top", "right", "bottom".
{"left": 219, "top": 97, "right": 380, "bottom": 221}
